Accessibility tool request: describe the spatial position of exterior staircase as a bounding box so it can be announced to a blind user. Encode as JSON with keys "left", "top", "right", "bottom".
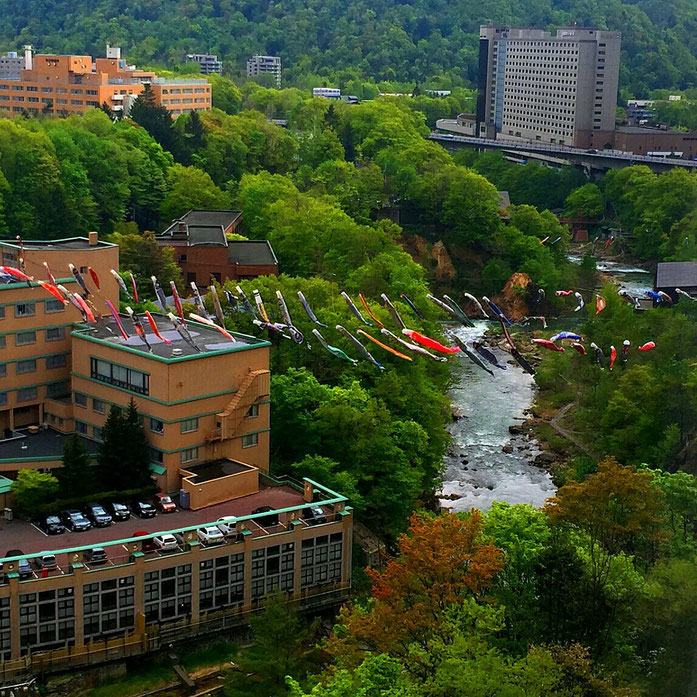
{"left": 206, "top": 369, "right": 270, "bottom": 442}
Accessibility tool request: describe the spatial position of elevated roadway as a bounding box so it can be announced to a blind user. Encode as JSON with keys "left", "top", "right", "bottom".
{"left": 429, "top": 129, "right": 697, "bottom": 174}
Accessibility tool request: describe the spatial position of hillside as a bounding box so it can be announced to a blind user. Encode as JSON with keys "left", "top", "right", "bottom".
{"left": 0, "top": 0, "right": 696, "bottom": 95}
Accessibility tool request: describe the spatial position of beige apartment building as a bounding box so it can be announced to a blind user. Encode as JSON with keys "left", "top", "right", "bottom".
{"left": 474, "top": 26, "right": 621, "bottom": 148}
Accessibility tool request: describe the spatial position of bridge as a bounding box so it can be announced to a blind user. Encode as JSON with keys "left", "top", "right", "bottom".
{"left": 428, "top": 130, "right": 697, "bottom": 175}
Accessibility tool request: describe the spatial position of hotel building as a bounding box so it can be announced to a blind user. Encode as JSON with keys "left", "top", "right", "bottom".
{"left": 246, "top": 55, "right": 282, "bottom": 87}
{"left": 474, "top": 26, "right": 621, "bottom": 148}
{"left": 0, "top": 45, "right": 211, "bottom": 118}
{"left": 0, "top": 234, "right": 351, "bottom": 677}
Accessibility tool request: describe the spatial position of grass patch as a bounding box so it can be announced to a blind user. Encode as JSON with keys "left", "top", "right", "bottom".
{"left": 181, "top": 640, "right": 238, "bottom": 671}
{"left": 80, "top": 664, "right": 173, "bottom": 697}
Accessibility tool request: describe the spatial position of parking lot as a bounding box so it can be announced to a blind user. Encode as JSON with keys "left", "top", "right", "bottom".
{"left": 0, "top": 484, "right": 308, "bottom": 577}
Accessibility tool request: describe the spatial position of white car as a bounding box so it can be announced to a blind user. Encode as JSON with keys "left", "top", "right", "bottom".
{"left": 217, "top": 516, "right": 237, "bottom": 536}
{"left": 197, "top": 526, "right": 225, "bottom": 545}
{"left": 153, "top": 534, "right": 179, "bottom": 552}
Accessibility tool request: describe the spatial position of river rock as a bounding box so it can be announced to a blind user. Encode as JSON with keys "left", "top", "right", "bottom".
{"left": 439, "top": 493, "right": 462, "bottom": 501}
{"left": 502, "top": 444, "right": 513, "bottom": 453}
{"left": 534, "top": 451, "right": 556, "bottom": 466}
{"left": 450, "top": 405, "right": 466, "bottom": 421}
{"left": 509, "top": 424, "right": 524, "bottom": 435}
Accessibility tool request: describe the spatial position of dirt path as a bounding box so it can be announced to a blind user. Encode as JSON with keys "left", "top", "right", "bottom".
{"left": 549, "top": 402, "right": 596, "bottom": 458}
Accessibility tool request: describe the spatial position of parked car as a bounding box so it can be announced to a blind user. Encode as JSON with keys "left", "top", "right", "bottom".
{"left": 131, "top": 500, "right": 156, "bottom": 518}
{"left": 33, "top": 553, "right": 57, "bottom": 570}
{"left": 133, "top": 531, "right": 157, "bottom": 553}
{"left": 216, "top": 516, "right": 237, "bottom": 536}
{"left": 105, "top": 502, "right": 130, "bottom": 522}
{"left": 197, "top": 526, "right": 225, "bottom": 545}
{"left": 153, "top": 534, "right": 179, "bottom": 552}
{"left": 152, "top": 493, "right": 176, "bottom": 514}
{"left": 5, "top": 550, "right": 32, "bottom": 579}
{"left": 84, "top": 548, "right": 108, "bottom": 565}
{"left": 61, "top": 509, "right": 92, "bottom": 532}
{"left": 302, "top": 506, "right": 327, "bottom": 526}
{"left": 251, "top": 506, "right": 279, "bottom": 527}
{"left": 85, "top": 503, "right": 112, "bottom": 527}
{"left": 37, "top": 515, "right": 64, "bottom": 535}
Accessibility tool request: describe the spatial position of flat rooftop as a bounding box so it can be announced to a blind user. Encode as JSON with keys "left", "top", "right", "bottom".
{"left": 0, "top": 237, "right": 115, "bottom": 251}
{"left": 182, "top": 459, "right": 253, "bottom": 483}
{"left": 73, "top": 314, "right": 269, "bottom": 361}
{"left": 0, "top": 429, "right": 98, "bottom": 463}
{"left": 0, "top": 479, "right": 347, "bottom": 579}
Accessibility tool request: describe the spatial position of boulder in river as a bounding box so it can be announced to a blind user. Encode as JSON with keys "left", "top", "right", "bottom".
{"left": 502, "top": 444, "right": 514, "bottom": 454}
{"left": 534, "top": 451, "right": 556, "bottom": 467}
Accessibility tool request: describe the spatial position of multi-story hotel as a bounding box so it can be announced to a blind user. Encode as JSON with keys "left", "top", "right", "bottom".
{"left": 246, "top": 55, "right": 282, "bottom": 87}
{"left": 0, "top": 45, "right": 211, "bottom": 118}
{"left": 473, "top": 26, "right": 621, "bottom": 148}
{"left": 0, "top": 234, "right": 351, "bottom": 678}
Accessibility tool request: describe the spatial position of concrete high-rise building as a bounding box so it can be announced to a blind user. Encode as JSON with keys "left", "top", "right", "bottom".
{"left": 186, "top": 53, "right": 222, "bottom": 75}
{"left": 246, "top": 55, "right": 281, "bottom": 87}
{"left": 474, "top": 26, "right": 621, "bottom": 148}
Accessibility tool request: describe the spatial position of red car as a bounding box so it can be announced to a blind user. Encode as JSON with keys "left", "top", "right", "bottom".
{"left": 152, "top": 493, "right": 176, "bottom": 513}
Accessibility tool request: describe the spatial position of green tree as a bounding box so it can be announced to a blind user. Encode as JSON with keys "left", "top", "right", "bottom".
{"left": 98, "top": 401, "right": 152, "bottom": 491}
{"left": 234, "top": 591, "right": 317, "bottom": 693}
{"left": 56, "top": 433, "right": 95, "bottom": 498}
{"left": 12, "top": 470, "right": 59, "bottom": 514}
{"left": 160, "top": 164, "right": 231, "bottom": 222}
{"left": 109, "top": 228, "right": 182, "bottom": 296}
{"left": 128, "top": 83, "right": 180, "bottom": 155}
{"left": 564, "top": 183, "right": 605, "bottom": 218}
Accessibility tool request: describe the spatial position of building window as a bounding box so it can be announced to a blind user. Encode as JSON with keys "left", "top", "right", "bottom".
{"left": 74, "top": 393, "right": 88, "bottom": 408}
{"left": 180, "top": 447, "right": 198, "bottom": 464}
{"left": 15, "top": 303, "right": 35, "bottom": 318}
{"left": 0, "top": 307, "right": 5, "bottom": 320}
{"left": 90, "top": 358, "right": 149, "bottom": 396}
{"left": 92, "top": 398, "right": 106, "bottom": 414}
{"left": 15, "top": 331, "right": 36, "bottom": 346}
{"left": 150, "top": 448, "right": 164, "bottom": 464}
{"left": 75, "top": 421, "right": 88, "bottom": 435}
{"left": 47, "top": 382, "right": 69, "bottom": 399}
{"left": 150, "top": 418, "right": 164, "bottom": 434}
{"left": 245, "top": 404, "right": 259, "bottom": 419}
{"left": 17, "top": 387, "right": 37, "bottom": 402}
{"left": 93, "top": 426, "right": 103, "bottom": 442}
{"left": 0, "top": 364, "right": 5, "bottom": 378}
{"left": 45, "top": 299, "right": 65, "bottom": 313}
{"left": 46, "top": 354, "right": 67, "bottom": 369}
{"left": 46, "top": 327, "right": 65, "bottom": 342}
{"left": 242, "top": 433, "right": 258, "bottom": 449}
{"left": 0, "top": 392, "right": 7, "bottom": 406}
{"left": 16, "top": 359, "right": 36, "bottom": 375}
{"left": 180, "top": 418, "right": 198, "bottom": 434}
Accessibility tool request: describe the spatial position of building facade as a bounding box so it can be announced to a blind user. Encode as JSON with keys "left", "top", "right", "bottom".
{"left": 186, "top": 54, "right": 222, "bottom": 75}
{"left": 0, "top": 49, "right": 25, "bottom": 81}
{"left": 156, "top": 210, "right": 278, "bottom": 285}
{"left": 0, "top": 234, "right": 352, "bottom": 676}
{"left": 474, "top": 26, "right": 621, "bottom": 147}
{"left": 0, "top": 477, "right": 351, "bottom": 672}
{"left": 0, "top": 45, "right": 211, "bottom": 118}
{"left": 246, "top": 55, "right": 281, "bottom": 87}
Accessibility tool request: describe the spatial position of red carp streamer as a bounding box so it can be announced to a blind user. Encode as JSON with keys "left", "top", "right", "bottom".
{"left": 402, "top": 328, "right": 460, "bottom": 354}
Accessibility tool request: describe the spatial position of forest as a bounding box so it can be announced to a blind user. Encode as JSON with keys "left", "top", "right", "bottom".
{"left": 3, "top": 85, "right": 697, "bottom": 695}
{"left": 1, "top": 0, "right": 697, "bottom": 94}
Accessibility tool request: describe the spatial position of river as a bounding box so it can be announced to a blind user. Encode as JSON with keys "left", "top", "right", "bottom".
{"left": 438, "top": 256, "right": 653, "bottom": 513}
{"left": 439, "top": 322, "right": 554, "bottom": 512}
